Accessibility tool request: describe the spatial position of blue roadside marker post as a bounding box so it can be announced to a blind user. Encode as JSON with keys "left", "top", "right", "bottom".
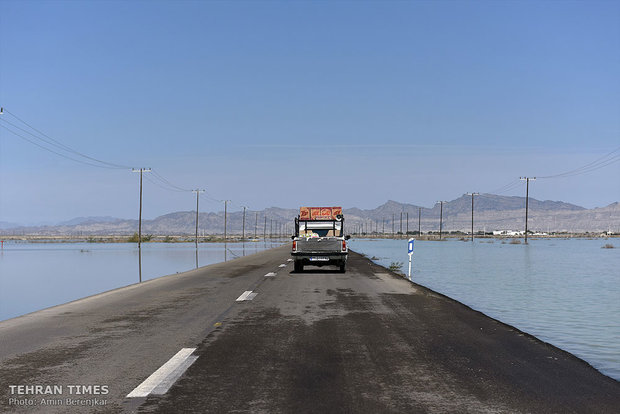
{"left": 407, "top": 238, "right": 414, "bottom": 281}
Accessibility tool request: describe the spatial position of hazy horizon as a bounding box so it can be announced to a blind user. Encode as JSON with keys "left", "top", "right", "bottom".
{"left": 2, "top": 195, "right": 618, "bottom": 228}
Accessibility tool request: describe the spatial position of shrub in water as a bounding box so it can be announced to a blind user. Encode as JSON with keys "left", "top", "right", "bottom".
{"left": 389, "top": 261, "right": 404, "bottom": 273}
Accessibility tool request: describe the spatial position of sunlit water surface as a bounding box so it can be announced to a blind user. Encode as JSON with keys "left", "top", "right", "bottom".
{"left": 0, "top": 241, "right": 282, "bottom": 322}
{"left": 1, "top": 238, "right": 618, "bottom": 381}
{"left": 349, "top": 237, "right": 620, "bottom": 381}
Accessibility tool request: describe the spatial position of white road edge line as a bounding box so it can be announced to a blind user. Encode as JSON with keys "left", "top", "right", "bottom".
{"left": 127, "top": 348, "right": 197, "bottom": 398}
{"left": 236, "top": 291, "right": 253, "bottom": 301}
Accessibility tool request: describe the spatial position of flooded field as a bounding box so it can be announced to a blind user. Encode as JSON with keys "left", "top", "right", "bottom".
{"left": 0, "top": 240, "right": 282, "bottom": 322}
{"left": 350, "top": 237, "right": 620, "bottom": 381}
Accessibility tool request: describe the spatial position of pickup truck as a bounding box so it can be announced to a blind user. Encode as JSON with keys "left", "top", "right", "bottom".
{"left": 291, "top": 206, "right": 350, "bottom": 273}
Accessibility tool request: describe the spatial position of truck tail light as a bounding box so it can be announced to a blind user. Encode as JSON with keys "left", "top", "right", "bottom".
{"left": 292, "top": 240, "right": 297, "bottom": 252}
{"left": 342, "top": 240, "right": 347, "bottom": 252}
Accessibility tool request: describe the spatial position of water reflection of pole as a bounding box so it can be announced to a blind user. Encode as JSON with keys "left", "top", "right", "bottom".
{"left": 138, "top": 246, "right": 142, "bottom": 282}
{"left": 195, "top": 247, "right": 199, "bottom": 269}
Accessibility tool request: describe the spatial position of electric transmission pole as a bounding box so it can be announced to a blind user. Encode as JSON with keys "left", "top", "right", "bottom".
{"left": 131, "top": 168, "right": 151, "bottom": 248}
{"left": 400, "top": 212, "right": 403, "bottom": 236}
{"left": 254, "top": 212, "right": 258, "bottom": 239}
{"left": 406, "top": 212, "right": 409, "bottom": 235}
{"left": 224, "top": 200, "right": 230, "bottom": 243}
{"left": 520, "top": 177, "right": 536, "bottom": 243}
{"left": 418, "top": 207, "right": 421, "bottom": 235}
{"left": 264, "top": 216, "right": 267, "bottom": 240}
{"left": 192, "top": 189, "right": 205, "bottom": 247}
{"left": 436, "top": 201, "right": 446, "bottom": 240}
{"left": 466, "top": 193, "right": 479, "bottom": 241}
{"left": 241, "top": 206, "right": 247, "bottom": 241}
{"left": 392, "top": 214, "right": 395, "bottom": 236}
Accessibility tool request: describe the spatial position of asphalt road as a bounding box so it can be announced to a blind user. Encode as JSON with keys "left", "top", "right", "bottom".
{"left": 1, "top": 245, "right": 618, "bottom": 413}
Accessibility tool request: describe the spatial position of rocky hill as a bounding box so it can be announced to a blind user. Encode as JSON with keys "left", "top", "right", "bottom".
{"left": 1, "top": 195, "right": 618, "bottom": 236}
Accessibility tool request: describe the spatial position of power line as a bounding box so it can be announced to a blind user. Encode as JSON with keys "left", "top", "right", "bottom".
{"left": 538, "top": 146, "right": 620, "bottom": 179}
{"left": 143, "top": 174, "right": 188, "bottom": 193}
{"left": 485, "top": 179, "right": 523, "bottom": 195}
{"left": 0, "top": 124, "right": 122, "bottom": 169}
{"left": 0, "top": 108, "right": 257, "bottom": 224}
{"left": 0, "top": 108, "right": 131, "bottom": 169}
{"left": 150, "top": 170, "right": 192, "bottom": 192}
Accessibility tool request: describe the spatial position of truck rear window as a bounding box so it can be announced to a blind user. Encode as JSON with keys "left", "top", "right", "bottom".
{"left": 299, "top": 221, "right": 342, "bottom": 237}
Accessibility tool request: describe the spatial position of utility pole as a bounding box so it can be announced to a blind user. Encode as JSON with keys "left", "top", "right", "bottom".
{"left": 392, "top": 214, "right": 395, "bottom": 236}
{"left": 520, "top": 177, "right": 536, "bottom": 243}
{"left": 418, "top": 207, "right": 421, "bottom": 235}
{"left": 263, "top": 216, "right": 267, "bottom": 240}
{"left": 400, "top": 212, "right": 403, "bottom": 236}
{"left": 270, "top": 219, "right": 273, "bottom": 239}
{"left": 383, "top": 218, "right": 385, "bottom": 234}
{"left": 132, "top": 168, "right": 151, "bottom": 248}
{"left": 192, "top": 189, "right": 205, "bottom": 247}
{"left": 406, "top": 212, "right": 409, "bottom": 235}
{"left": 241, "top": 206, "right": 247, "bottom": 241}
{"left": 254, "top": 212, "right": 258, "bottom": 239}
{"left": 466, "top": 193, "right": 479, "bottom": 242}
{"left": 223, "top": 200, "right": 230, "bottom": 243}
{"left": 436, "top": 201, "right": 446, "bottom": 240}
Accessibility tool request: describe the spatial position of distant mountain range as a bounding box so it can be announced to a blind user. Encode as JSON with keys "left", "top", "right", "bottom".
{"left": 1, "top": 194, "right": 618, "bottom": 236}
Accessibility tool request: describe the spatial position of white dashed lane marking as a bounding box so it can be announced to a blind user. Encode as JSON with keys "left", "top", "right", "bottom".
{"left": 127, "top": 348, "right": 198, "bottom": 398}
{"left": 236, "top": 291, "right": 258, "bottom": 301}
{"left": 279, "top": 264, "right": 286, "bottom": 267}
{"left": 264, "top": 272, "right": 276, "bottom": 277}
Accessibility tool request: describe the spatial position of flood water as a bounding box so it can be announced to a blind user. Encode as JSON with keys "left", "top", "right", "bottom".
{"left": 0, "top": 240, "right": 282, "bottom": 322}
{"left": 349, "top": 237, "right": 620, "bottom": 381}
{"left": 1, "top": 237, "right": 618, "bottom": 382}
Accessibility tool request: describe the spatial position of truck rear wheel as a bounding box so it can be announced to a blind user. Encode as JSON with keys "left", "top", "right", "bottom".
{"left": 339, "top": 263, "right": 346, "bottom": 273}
{"left": 294, "top": 261, "right": 303, "bottom": 273}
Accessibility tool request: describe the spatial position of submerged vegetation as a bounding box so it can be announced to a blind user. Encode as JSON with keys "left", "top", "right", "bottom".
{"left": 127, "top": 232, "right": 153, "bottom": 243}
{"left": 389, "top": 261, "right": 404, "bottom": 273}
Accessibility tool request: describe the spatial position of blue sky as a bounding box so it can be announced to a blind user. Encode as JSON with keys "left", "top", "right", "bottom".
{"left": 1, "top": 0, "right": 619, "bottom": 224}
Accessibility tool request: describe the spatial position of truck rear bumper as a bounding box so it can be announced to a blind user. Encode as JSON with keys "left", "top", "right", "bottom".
{"left": 291, "top": 252, "right": 348, "bottom": 266}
